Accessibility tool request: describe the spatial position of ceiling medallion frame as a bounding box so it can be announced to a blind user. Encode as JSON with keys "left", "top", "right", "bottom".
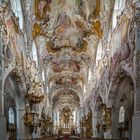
{"left": 46, "top": 40, "right": 88, "bottom": 54}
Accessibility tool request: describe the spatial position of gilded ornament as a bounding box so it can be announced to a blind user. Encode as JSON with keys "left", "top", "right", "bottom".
{"left": 91, "top": 20, "right": 103, "bottom": 39}
{"left": 46, "top": 39, "right": 87, "bottom": 54}
{"left": 34, "top": 0, "right": 51, "bottom": 21}
{"left": 88, "top": 0, "right": 100, "bottom": 21}
{"left": 32, "top": 23, "right": 42, "bottom": 39}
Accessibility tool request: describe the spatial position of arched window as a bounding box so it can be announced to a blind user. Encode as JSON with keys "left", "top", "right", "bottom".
{"left": 96, "top": 41, "right": 102, "bottom": 61}
{"left": 10, "top": 0, "right": 23, "bottom": 29}
{"left": 32, "top": 42, "right": 38, "bottom": 64}
{"left": 9, "top": 107, "right": 15, "bottom": 124}
{"left": 119, "top": 106, "right": 125, "bottom": 123}
{"left": 42, "top": 70, "right": 45, "bottom": 81}
{"left": 84, "top": 85, "right": 86, "bottom": 93}
{"left": 112, "top": 0, "right": 126, "bottom": 29}
{"left": 73, "top": 111, "right": 76, "bottom": 123}
{"left": 47, "top": 85, "right": 49, "bottom": 93}
{"left": 88, "top": 68, "right": 92, "bottom": 82}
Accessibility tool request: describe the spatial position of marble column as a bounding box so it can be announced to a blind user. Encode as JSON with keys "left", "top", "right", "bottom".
{"left": 0, "top": 22, "right": 7, "bottom": 140}
{"left": 132, "top": 3, "right": 140, "bottom": 140}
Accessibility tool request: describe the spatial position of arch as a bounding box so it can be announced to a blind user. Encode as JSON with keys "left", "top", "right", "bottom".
{"left": 54, "top": 103, "right": 79, "bottom": 112}
{"left": 2, "top": 64, "right": 16, "bottom": 92}
{"left": 3, "top": 68, "right": 25, "bottom": 105}
{"left": 107, "top": 69, "right": 134, "bottom": 107}
{"left": 50, "top": 88, "right": 82, "bottom": 106}
{"left": 109, "top": 75, "right": 134, "bottom": 139}
{"left": 4, "top": 75, "right": 17, "bottom": 100}
{"left": 92, "top": 95, "right": 105, "bottom": 138}
{"left": 3, "top": 70, "right": 26, "bottom": 139}
{"left": 4, "top": 79, "right": 17, "bottom": 140}
{"left": 52, "top": 89, "right": 80, "bottom": 110}
{"left": 91, "top": 93, "right": 104, "bottom": 109}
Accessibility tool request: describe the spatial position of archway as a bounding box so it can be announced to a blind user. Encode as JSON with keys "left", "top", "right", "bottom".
{"left": 85, "top": 106, "right": 93, "bottom": 138}
{"left": 94, "top": 96, "right": 104, "bottom": 138}
{"left": 4, "top": 76, "right": 17, "bottom": 140}
{"left": 52, "top": 89, "right": 80, "bottom": 134}
{"left": 4, "top": 73, "right": 25, "bottom": 140}
{"left": 109, "top": 76, "right": 134, "bottom": 139}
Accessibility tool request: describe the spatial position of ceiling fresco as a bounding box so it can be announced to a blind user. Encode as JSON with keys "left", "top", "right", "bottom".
{"left": 51, "top": 59, "right": 81, "bottom": 73}
{"left": 49, "top": 74, "right": 84, "bottom": 87}
{"left": 52, "top": 89, "right": 80, "bottom": 110}
{"left": 30, "top": 0, "right": 105, "bottom": 110}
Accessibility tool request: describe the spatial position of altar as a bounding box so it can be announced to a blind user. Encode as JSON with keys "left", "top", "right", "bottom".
{"left": 58, "top": 106, "right": 75, "bottom": 133}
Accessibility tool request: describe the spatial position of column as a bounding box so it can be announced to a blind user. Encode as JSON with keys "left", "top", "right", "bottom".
{"left": 92, "top": 109, "right": 97, "bottom": 138}
{"left": 76, "top": 110, "right": 80, "bottom": 133}
{"left": 97, "top": 109, "right": 103, "bottom": 138}
{"left": 112, "top": 107, "right": 119, "bottom": 139}
{"left": 0, "top": 88, "right": 7, "bottom": 140}
{"left": 57, "top": 111, "right": 59, "bottom": 126}
{"left": 16, "top": 97, "right": 26, "bottom": 140}
{"left": 132, "top": 3, "right": 140, "bottom": 140}
{"left": 16, "top": 108, "right": 26, "bottom": 140}
{"left": 103, "top": 107, "right": 112, "bottom": 139}
{"left": 0, "top": 16, "right": 7, "bottom": 140}
{"left": 53, "top": 111, "right": 57, "bottom": 133}
{"left": 48, "top": 106, "right": 53, "bottom": 118}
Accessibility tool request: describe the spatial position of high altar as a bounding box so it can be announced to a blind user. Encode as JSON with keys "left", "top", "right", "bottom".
{"left": 58, "top": 106, "right": 75, "bottom": 133}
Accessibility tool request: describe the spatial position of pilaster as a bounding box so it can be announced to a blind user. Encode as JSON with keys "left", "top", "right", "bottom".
{"left": 16, "top": 97, "right": 26, "bottom": 140}
{"left": 92, "top": 109, "right": 97, "bottom": 138}
{"left": 0, "top": 13, "right": 7, "bottom": 140}
{"left": 132, "top": 3, "right": 140, "bottom": 140}
{"left": 16, "top": 108, "right": 25, "bottom": 140}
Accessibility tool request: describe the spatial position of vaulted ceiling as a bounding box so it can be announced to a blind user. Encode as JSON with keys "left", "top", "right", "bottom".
{"left": 28, "top": 0, "right": 112, "bottom": 111}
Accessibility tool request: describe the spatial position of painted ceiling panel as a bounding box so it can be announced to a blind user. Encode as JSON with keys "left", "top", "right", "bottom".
{"left": 29, "top": 0, "right": 110, "bottom": 110}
